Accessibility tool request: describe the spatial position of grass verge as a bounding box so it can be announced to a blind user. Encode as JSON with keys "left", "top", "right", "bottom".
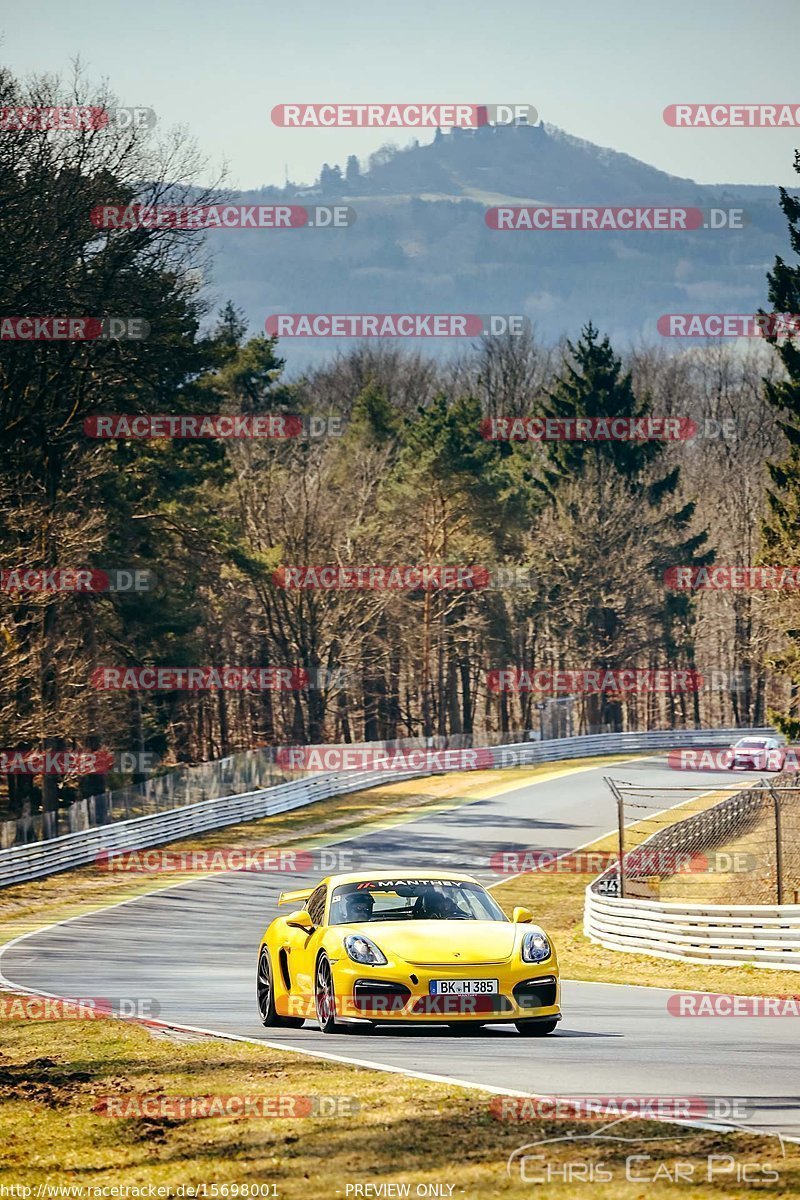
{"left": 0, "top": 1018, "right": 798, "bottom": 1197}
{"left": 2, "top": 756, "right": 798, "bottom": 1196}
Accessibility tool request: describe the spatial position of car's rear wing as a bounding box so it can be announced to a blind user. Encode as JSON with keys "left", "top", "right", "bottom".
{"left": 278, "top": 887, "right": 313, "bottom": 908}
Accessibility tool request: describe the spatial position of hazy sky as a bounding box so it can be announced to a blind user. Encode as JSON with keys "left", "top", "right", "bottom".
{"left": 4, "top": 0, "right": 798, "bottom": 189}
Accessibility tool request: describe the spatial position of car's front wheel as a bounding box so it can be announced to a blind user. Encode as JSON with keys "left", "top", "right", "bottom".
{"left": 257, "top": 947, "right": 304, "bottom": 1028}
{"left": 515, "top": 1018, "right": 559, "bottom": 1036}
{"left": 315, "top": 954, "right": 345, "bottom": 1034}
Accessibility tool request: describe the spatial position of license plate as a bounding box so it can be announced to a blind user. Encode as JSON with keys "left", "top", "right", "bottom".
{"left": 429, "top": 979, "right": 499, "bottom": 996}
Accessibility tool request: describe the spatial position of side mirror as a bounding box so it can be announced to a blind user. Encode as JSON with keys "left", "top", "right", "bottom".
{"left": 512, "top": 906, "right": 533, "bottom": 923}
{"left": 286, "top": 909, "right": 315, "bottom": 932}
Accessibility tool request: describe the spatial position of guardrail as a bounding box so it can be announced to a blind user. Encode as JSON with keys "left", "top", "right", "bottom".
{"left": 584, "top": 748, "right": 800, "bottom": 970}
{"left": 584, "top": 891, "right": 800, "bottom": 971}
{"left": 0, "top": 751, "right": 290, "bottom": 849}
{"left": 0, "top": 725, "right": 638, "bottom": 849}
{"left": 0, "top": 726, "right": 770, "bottom": 889}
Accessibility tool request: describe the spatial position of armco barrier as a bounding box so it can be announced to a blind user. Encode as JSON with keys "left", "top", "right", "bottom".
{"left": 584, "top": 747, "right": 800, "bottom": 970}
{"left": 0, "top": 727, "right": 770, "bottom": 889}
{"left": 584, "top": 891, "right": 800, "bottom": 971}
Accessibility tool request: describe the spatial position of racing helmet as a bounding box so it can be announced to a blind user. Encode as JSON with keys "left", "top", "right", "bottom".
{"left": 344, "top": 890, "right": 375, "bottom": 922}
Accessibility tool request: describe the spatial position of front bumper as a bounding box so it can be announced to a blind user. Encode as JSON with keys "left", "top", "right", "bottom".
{"left": 330, "top": 957, "right": 561, "bottom": 1023}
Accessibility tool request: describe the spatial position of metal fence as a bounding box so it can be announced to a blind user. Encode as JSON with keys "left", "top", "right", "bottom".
{"left": 0, "top": 725, "right": 771, "bottom": 851}
{"left": 586, "top": 759, "right": 800, "bottom": 969}
{"left": 0, "top": 750, "right": 291, "bottom": 850}
{"left": 3, "top": 734, "right": 545, "bottom": 849}
{"left": 0, "top": 726, "right": 766, "bottom": 889}
{"left": 603, "top": 772, "right": 800, "bottom": 905}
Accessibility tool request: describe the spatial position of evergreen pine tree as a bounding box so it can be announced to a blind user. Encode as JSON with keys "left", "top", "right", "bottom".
{"left": 761, "top": 152, "right": 800, "bottom": 735}
{"left": 537, "top": 324, "right": 711, "bottom": 729}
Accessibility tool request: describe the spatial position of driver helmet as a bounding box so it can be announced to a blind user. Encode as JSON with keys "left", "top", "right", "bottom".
{"left": 344, "top": 890, "right": 375, "bottom": 922}
{"left": 421, "top": 887, "right": 455, "bottom": 918}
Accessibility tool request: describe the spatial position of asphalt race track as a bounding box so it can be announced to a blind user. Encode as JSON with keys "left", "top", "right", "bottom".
{"left": 2, "top": 756, "right": 798, "bottom": 1139}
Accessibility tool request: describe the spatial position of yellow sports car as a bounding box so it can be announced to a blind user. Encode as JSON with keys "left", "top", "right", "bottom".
{"left": 256, "top": 870, "right": 560, "bottom": 1035}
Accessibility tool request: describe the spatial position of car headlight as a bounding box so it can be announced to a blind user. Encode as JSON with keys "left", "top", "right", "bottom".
{"left": 521, "top": 927, "right": 551, "bottom": 963}
{"left": 343, "top": 934, "right": 388, "bottom": 966}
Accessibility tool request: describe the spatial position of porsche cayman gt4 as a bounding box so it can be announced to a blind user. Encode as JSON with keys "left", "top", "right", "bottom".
{"left": 256, "top": 871, "right": 560, "bottom": 1035}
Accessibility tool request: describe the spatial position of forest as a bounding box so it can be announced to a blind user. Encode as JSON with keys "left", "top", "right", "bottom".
{"left": 2, "top": 67, "right": 800, "bottom": 819}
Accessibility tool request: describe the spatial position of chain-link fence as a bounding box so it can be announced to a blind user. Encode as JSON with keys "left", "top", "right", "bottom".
{"left": 0, "top": 749, "right": 292, "bottom": 849}
{"left": 0, "top": 728, "right": 544, "bottom": 851}
{"left": 605, "top": 775, "right": 800, "bottom": 905}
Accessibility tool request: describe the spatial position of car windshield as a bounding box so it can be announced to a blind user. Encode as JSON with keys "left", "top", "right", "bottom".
{"left": 736, "top": 739, "right": 768, "bottom": 749}
{"left": 329, "top": 878, "right": 508, "bottom": 924}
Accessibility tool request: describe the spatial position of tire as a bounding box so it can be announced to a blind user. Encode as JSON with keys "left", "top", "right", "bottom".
{"left": 515, "top": 1018, "right": 559, "bottom": 1037}
{"left": 315, "top": 953, "right": 344, "bottom": 1034}
{"left": 257, "top": 947, "right": 304, "bottom": 1028}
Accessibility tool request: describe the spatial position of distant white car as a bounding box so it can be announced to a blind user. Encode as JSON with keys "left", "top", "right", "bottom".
{"left": 730, "top": 736, "right": 786, "bottom": 772}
